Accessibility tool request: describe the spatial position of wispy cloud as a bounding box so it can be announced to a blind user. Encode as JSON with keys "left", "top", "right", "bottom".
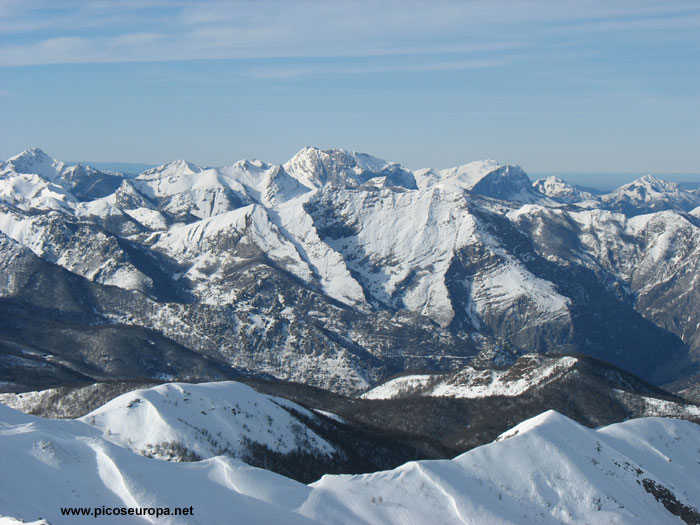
{"left": 0, "top": 0, "right": 698, "bottom": 67}
{"left": 561, "top": 12, "right": 700, "bottom": 33}
{"left": 0, "top": 33, "right": 172, "bottom": 66}
{"left": 245, "top": 57, "right": 514, "bottom": 79}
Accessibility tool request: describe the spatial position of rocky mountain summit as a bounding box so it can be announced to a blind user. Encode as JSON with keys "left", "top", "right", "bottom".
{"left": 2, "top": 147, "right": 700, "bottom": 396}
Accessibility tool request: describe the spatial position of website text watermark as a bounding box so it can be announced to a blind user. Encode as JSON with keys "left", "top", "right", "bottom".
{"left": 60, "top": 505, "right": 194, "bottom": 518}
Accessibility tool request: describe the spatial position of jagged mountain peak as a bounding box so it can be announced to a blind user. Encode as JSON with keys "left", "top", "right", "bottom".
{"left": 8, "top": 146, "right": 52, "bottom": 163}
{"left": 614, "top": 174, "right": 680, "bottom": 193}
{"left": 1, "top": 149, "right": 128, "bottom": 203}
{"left": 470, "top": 163, "right": 546, "bottom": 202}
{"left": 289, "top": 145, "right": 385, "bottom": 164}
{"left": 600, "top": 172, "right": 699, "bottom": 215}
{"left": 4, "top": 147, "right": 66, "bottom": 180}
{"left": 533, "top": 175, "right": 595, "bottom": 203}
{"left": 138, "top": 159, "right": 203, "bottom": 179}
{"left": 4, "top": 148, "right": 111, "bottom": 181}
{"left": 283, "top": 146, "right": 405, "bottom": 189}
{"left": 532, "top": 174, "right": 566, "bottom": 191}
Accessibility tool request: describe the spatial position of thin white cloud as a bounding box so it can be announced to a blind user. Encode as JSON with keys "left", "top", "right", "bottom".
{"left": 0, "top": 1, "right": 166, "bottom": 34}
{"left": 0, "top": 0, "right": 698, "bottom": 66}
{"left": 111, "top": 32, "right": 166, "bottom": 47}
{"left": 245, "top": 57, "right": 514, "bottom": 79}
{"left": 562, "top": 12, "right": 700, "bottom": 33}
{"left": 0, "top": 34, "right": 172, "bottom": 66}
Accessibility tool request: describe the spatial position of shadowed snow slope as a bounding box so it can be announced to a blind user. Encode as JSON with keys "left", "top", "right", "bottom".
{"left": 1, "top": 399, "right": 699, "bottom": 524}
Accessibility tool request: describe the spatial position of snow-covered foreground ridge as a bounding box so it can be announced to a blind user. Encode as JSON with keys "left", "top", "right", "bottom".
{"left": 1, "top": 382, "right": 700, "bottom": 524}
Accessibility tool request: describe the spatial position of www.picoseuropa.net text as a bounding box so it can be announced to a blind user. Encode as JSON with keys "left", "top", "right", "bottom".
{"left": 60, "top": 505, "right": 194, "bottom": 518}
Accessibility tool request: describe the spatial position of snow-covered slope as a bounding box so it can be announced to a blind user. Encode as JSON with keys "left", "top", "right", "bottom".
{"left": 0, "top": 148, "right": 122, "bottom": 205}
{"left": 412, "top": 159, "right": 500, "bottom": 191}
{"left": 1, "top": 147, "right": 67, "bottom": 181}
{"left": 417, "top": 160, "right": 545, "bottom": 203}
{"left": 0, "top": 206, "right": 154, "bottom": 293}
{"left": 149, "top": 204, "right": 317, "bottom": 302}
{"left": 309, "top": 412, "right": 700, "bottom": 524}
{"left": 304, "top": 182, "right": 569, "bottom": 328}
{"left": 0, "top": 382, "right": 157, "bottom": 419}
{"left": 80, "top": 381, "right": 336, "bottom": 461}
{"left": 600, "top": 175, "right": 700, "bottom": 216}
{"left": 0, "top": 148, "right": 76, "bottom": 212}
{"left": 0, "top": 402, "right": 314, "bottom": 525}
{"left": 362, "top": 354, "right": 700, "bottom": 420}
{"left": 1, "top": 399, "right": 699, "bottom": 524}
{"left": 533, "top": 175, "right": 595, "bottom": 203}
{"left": 363, "top": 355, "right": 582, "bottom": 400}
{"left": 509, "top": 205, "right": 700, "bottom": 368}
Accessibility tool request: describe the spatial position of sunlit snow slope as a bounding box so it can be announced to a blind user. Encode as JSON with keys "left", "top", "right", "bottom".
{"left": 1, "top": 392, "right": 699, "bottom": 524}
{"left": 80, "top": 381, "right": 336, "bottom": 461}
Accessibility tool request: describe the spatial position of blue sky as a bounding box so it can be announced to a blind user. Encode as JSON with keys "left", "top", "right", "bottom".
{"left": 1, "top": 0, "right": 699, "bottom": 176}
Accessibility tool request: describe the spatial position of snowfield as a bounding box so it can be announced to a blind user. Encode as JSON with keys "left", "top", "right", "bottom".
{"left": 1, "top": 381, "right": 700, "bottom": 524}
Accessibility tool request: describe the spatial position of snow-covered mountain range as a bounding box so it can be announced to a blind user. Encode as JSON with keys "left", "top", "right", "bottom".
{"left": 1, "top": 380, "right": 699, "bottom": 524}
{"left": 2, "top": 147, "right": 700, "bottom": 396}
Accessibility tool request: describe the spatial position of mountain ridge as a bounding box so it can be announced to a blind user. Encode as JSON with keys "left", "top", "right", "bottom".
{"left": 2, "top": 147, "right": 700, "bottom": 396}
